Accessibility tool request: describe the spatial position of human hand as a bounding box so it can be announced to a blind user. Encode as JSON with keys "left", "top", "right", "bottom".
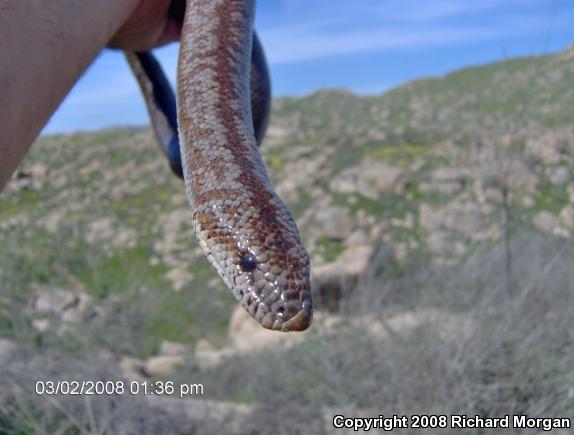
{"left": 108, "top": 0, "right": 185, "bottom": 51}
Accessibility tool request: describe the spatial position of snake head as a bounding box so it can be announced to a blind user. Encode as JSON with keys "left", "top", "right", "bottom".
{"left": 194, "top": 192, "right": 312, "bottom": 332}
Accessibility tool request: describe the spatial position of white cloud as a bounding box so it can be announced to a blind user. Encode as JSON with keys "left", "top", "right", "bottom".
{"left": 261, "top": 24, "right": 497, "bottom": 64}
{"left": 373, "top": 0, "right": 534, "bottom": 22}
{"left": 258, "top": 0, "right": 567, "bottom": 64}
{"left": 64, "top": 76, "right": 138, "bottom": 107}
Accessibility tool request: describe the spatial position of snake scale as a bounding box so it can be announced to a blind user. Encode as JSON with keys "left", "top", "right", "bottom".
{"left": 125, "top": 0, "right": 312, "bottom": 331}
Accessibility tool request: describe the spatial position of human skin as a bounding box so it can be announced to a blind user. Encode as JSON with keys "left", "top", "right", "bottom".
{"left": 0, "top": 0, "right": 182, "bottom": 191}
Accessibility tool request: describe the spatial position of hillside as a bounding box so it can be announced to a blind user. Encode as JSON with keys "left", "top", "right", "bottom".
{"left": 1, "top": 47, "right": 574, "bottom": 433}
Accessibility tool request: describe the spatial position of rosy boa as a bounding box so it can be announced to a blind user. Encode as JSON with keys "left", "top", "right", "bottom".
{"left": 125, "top": 0, "right": 312, "bottom": 331}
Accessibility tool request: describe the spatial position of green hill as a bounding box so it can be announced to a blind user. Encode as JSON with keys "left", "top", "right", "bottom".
{"left": 3, "top": 47, "right": 574, "bottom": 349}
{"left": 1, "top": 46, "right": 574, "bottom": 433}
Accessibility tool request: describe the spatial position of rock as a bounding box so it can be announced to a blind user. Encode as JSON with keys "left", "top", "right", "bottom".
{"left": 344, "top": 230, "right": 369, "bottom": 247}
{"left": 85, "top": 218, "right": 115, "bottom": 243}
{"left": 61, "top": 293, "right": 93, "bottom": 323}
{"left": 31, "top": 288, "right": 78, "bottom": 314}
{"left": 426, "top": 231, "right": 465, "bottom": 256}
{"left": 227, "top": 306, "right": 305, "bottom": 352}
{"left": 9, "top": 163, "right": 48, "bottom": 191}
{"left": 330, "top": 162, "right": 407, "bottom": 199}
{"left": 312, "top": 244, "right": 377, "bottom": 311}
{"left": 424, "top": 180, "right": 463, "bottom": 194}
{"left": 145, "top": 355, "right": 185, "bottom": 377}
{"left": 533, "top": 211, "right": 559, "bottom": 233}
{"left": 159, "top": 340, "right": 190, "bottom": 356}
{"left": 426, "top": 231, "right": 447, "bottom": 253}
{"left": 119, "top": 356, "right": 146, "bottom": 381}
{"left": 445, "top": 203, "right": 486, "bottom": 234}
{"left": 419, "top": 205, "right": 443, "bottom": 233}
{"left": 366, "top": 162, "right": 407, "bottom": 193}
{"left": 32, "top": 319, "right": 50, "bottom": 332}
{"left": 112, "top": 228, "right": 138, "bottom": 250}
{"left": 394, "top": 243, "right": 408, "bottom": 262}
{"left": 194, "top": 346, "right": 234, "bottom": 370}
{"left": 425, "top": 167, "right": 467, "bottom": 194}
{"left": 355, "top": 209, "right": 369, "bottom": 226}
{"left": 313, "top": 244, "right": 374, "bottom": 281}
{"left": 195, "top": 339, "right": 215, "bottom": 352}
{"left": 549, "top": 166, "right": 570, "bottom": 186}
{"left": 560, "top": 206, "right": 574, "bottom": 230}
{"left": 166, "top": 267, "right": 193, "bottom": 291}
{"left": 521, "top": 196, "right": 535, "bottom": 208}
{"left": 525, "top": 135, "right": 563, "bottom": 164}
{"left": 484, "top": 158, "right": 539, "bottom": 194}
{"left": 484, "top": 188, "right": 503, "bottom": 203}
{"left": 39, "top": 209, "right": 65, "bottom": 234}
{"left": 275, "top": 179, "right": 299, "bottom": 204}
{"left": 313, "top": 206, "right": 353, "bottom": 240}
{"left": 30, "top": 163, "right": 48, "bottom": 179}
{"left": 420, "top": 202, "right": 486, "bottom": 235}
{"left": 30, "top": 288, "right": 96, "bottom": 324}
{"left": 391, "top": 213, "right": 415, "bottom": 229}
{"left": 194, "top": 307, "right": 311, "bottom": 370}
{"left": 265, "top": 124, "right": 290, "bottom": 140}
{"left": 369, "top": 223, "right": 386, "bottom": 239}
{"left": 276, "top": 154, "right": 330, "bottom": 204}
{"left": 0, "top": 339, "right": 17, "bottom": 363}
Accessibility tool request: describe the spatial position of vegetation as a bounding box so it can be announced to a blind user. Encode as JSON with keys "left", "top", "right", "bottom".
{"left": 2, "top": 46, "right": 574, "bottom": 433}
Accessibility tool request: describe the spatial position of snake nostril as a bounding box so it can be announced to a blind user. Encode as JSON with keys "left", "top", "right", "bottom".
{"left": 240, "top": 253, "right": 257, "bottom": 272}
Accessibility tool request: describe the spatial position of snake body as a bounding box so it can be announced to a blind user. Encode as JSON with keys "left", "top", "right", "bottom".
{"left": 126, "top": 0, "right": 312, "bottom": 331}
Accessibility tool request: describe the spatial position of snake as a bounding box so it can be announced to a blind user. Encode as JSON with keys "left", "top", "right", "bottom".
{"left": 124, "top": 0, "right": 312, "bottom": 332}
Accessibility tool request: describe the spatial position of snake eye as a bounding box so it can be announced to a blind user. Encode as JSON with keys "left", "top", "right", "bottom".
{"left": 240, "top": 253, "right": 257, "bottom": 272}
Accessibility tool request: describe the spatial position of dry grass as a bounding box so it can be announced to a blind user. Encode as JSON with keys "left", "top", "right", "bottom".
{"left": 0, "top": 357, "right": 192, "bottom": 435}
{"left": 1, "top": 234, "right": 574, "bottom": 434}
{"left": 197, "top": 234, "right": 574, "bottom": 433}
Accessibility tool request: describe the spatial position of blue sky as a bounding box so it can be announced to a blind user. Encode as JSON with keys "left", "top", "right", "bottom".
{"left": 43, "top": 0, "right": 574, "bottom": 134}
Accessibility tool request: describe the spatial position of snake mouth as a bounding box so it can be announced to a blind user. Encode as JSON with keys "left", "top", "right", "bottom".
{"left": 242, "top": 276, "right": 312, "bottom": 332}
{"left": 279, "top": 297, "right": 313, "bottom": 332}
{"left": 258, "top": 301, "right": 313, "bottom": 332}
{"left": 267, "top": 289, "right": 312, "bottom": 332}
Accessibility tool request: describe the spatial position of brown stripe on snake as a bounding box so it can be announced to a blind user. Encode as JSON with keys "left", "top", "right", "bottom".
{"left": 176, "top": 0, "right": 312, "bottom": 331}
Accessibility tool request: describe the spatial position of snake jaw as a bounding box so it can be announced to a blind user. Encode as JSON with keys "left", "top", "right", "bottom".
{"left": 243, "top": 279, "right": 313, "bottom": 332}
